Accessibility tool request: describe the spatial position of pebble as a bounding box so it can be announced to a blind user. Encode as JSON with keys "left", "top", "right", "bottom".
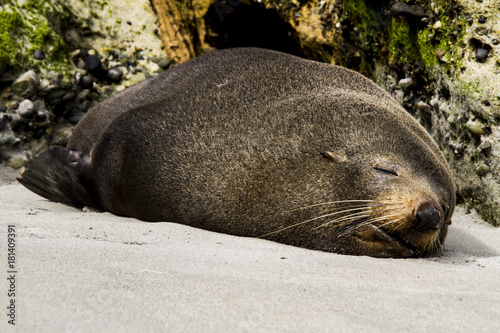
{"left": 5, "top": 101, "right": 18, "bottom": 110}
{"left": 127, "top": 72, "right": 147, "bottom": 86}
{"left": 0, "top": 133, "right": 12, "bottom": 145}
{"left": 62, "top": 92, "right": 76, "bottom": 102}
{"left": 398, "top": 78, "right": 413, "bottom": 89}
{"left": 432, "top": 21, "right": 442, "bottom": 30}
{"left": 17, "top": 99, "right": 36, "bottom": 118}
{"left": 476, "top": 48, "right": 489, "bottom": 61}
{"left": 89, "top": 91, "right": 100, "bottom": 101}
{"left": 157, "top": 57, "right": 170, "bottom": 69}
{"left": 85, "top": 55, "right": 102, "bottom": 71}
{"left": 77, "top": 90, "right": 90, "bottom": 101}
{"left": 465, "top": 120, "right": 485, "bottom": 136}
{"left": 80, "top": 75, "right": 94, "bottom": 89}
{"left": 475, "top": 164, "right": 490, "bottom": 177}
{"left": 33, "top": 49, "right": 45, "bottom": 60}
{"left": 7, "top": 154, "right": 28, "bottom": 169}
{"left": 12, "top": 70, "right": 40, "bottom": 98}
{"left": 435, "top": 49, "right": 445, "bottom": 59}
{"left": 416, "top": 101, "right": 430, "bottom": 110}
{"left": 108, "top": 68, "right": 123, "bottom": 82}
{"left": 48, "top": 90, "right": 66, "bottom": 101}
{"left": 492, "top": 39, "right": 499, "bottom": 45}
{"left": 478, "top": 139, "right": 493, "bottom": 150}
{"left": 390, "top": 2, "right": 427, "bottom": 18}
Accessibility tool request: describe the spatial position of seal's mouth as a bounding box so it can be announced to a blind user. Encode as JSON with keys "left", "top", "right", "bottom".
{"left": 372, "top": 225, "right": 417, "bottom": 253}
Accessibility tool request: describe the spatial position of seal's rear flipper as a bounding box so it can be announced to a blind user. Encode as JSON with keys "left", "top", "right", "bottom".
{"left": 17, "top": 147, "right": 97, "bottom": 209}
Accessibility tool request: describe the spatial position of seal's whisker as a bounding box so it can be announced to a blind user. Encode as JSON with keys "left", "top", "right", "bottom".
{"left": 259, "top": 207, "right": 375, "bottom": 238}
{"left": 373, "top": 216, "right": 405, "bottom": 229}
{"left": 290, "top": 200, "right": 393, "bottom": 212}
{"left": 314, "top": 207, "right": 404, "bottom": 231}
{"left": 289, "top": 204, "right": 386, "bottom": 215}
{"left": 351, "top": 215, "right": 404, "bottom": 232}
{"left": 313, "top": 211, "right": 375, "bottom": 230}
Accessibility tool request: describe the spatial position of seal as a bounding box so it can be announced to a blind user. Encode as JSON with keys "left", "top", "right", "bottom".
{"left": 19, "top": 48, "right": 455, "bottom": 258}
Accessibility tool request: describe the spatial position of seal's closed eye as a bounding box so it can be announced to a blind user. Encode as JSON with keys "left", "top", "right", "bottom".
{"left": 373, "top": 167, "right": 398, "bottom": 177}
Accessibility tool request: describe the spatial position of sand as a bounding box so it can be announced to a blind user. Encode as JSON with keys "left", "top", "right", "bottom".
{"left": 0, "top": 168, "right": 499, "bottom": 332}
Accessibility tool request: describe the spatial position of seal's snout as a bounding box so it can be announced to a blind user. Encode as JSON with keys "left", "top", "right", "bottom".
{"left": 415, "top": 204, "right": 442, "bottom": 231}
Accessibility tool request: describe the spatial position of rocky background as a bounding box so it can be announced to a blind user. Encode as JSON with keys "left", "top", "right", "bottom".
{"left": 1, "top": 0, "right": 499, "bottom": 225}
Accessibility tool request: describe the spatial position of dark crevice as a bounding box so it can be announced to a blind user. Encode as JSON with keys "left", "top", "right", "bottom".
{"left": 203, "top": 1, "right": 305, "bottom": 57}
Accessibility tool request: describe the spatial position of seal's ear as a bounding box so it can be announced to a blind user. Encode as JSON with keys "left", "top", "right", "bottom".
{"left": 320, "top": 151, "right": 346, "bottom": 163}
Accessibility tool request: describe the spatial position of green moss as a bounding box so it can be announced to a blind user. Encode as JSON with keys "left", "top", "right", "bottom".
{"left": 387, "top": 2, "right": 465, "bottom": 72}
{"left": 416, "top": 28, "right": 438, "bottom": 66}
{"left": 342, "top": 0, "right": 389, "bottom": 76}
{"left": 0, "top": 1, "right": 71, "bottom": 75}
{"left": 0, "top": 10, "right": 22, "bottom": 73}
{"left": 388, "top": 17, "right": 420, "bottom": 64}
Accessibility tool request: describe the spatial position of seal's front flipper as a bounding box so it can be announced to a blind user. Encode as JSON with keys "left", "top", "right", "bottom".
{"left": 17, "top": 147, "right": 98, "bottom": 209}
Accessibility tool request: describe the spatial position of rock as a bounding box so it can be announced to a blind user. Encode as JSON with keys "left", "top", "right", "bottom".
{"left": 77, "top": 90, "right": 90, "bottom": 101}
{"left": 475, "top": 48, "right": 489, "bottom": 62}
{"left": 85, "top": 55, "right": 102, "bottom": 71}
{"left": 33, "top": 50, "right": 45, "bottom": 60}
{"left": 478, "top": 138, "right": 493, "bottom": 151}
{"left": 108, "top": 68, "right": 123, "bottom": 82}
{"left": 465, "top": 120, "right": 485, "bottom": 136}
{"left": 398, "top": 78, "right": 413, "bottom": 89}
{"left": 7, "top": 153, "right": 28, "bottom": 169}
{"left": 127, "top": 72, "right": 147, "bottom": 86}
{"left": 5, "top": 101, "right": 19, "bottom": 111}
{"left": 48, "top": 90, "right": 67, "bottom": 101}
{"left": 475, "top": 164, "right": 490, "bottom": 177}
{"left": 0, "top": 133, "right": 12, "bottom": 145}
{"left": 157, "top": 57, "right": 171, "bottom": 69}
{"left": 390, "top": 3, "right": 427, "bottom": 19}
{"left": 432, "top": 21, "right": 442, "bottom": 30}
{"left": 12, "top": 71, "right": 39, "bottom": 98}
{"left": 416, "top": 101, "right": 430, "bottom": 110}
{"left": 435, "top": 49, "right": 445, "bottom": 59}
{"left": 80, "top": 75, "right": 94, "bottom": 89}
{"left": 62, "top": 92, "right": 76, "bottom": 102}
{"left": 17, "top": 99, "right": 36, "bottom": 118}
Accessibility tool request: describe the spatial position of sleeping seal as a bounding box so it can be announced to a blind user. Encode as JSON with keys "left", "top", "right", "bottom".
{"left": 19, "top": 48, "right": 455, "bottom": 258}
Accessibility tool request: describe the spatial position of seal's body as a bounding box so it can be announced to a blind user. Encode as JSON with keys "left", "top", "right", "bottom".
{"left": 19, "top": 48, "right": 455, "bottom": 258}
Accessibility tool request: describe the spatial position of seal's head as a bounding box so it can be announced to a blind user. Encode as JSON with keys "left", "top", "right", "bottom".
{"left": 307, "top": 98, "right": 455, "bottom": 258}
{"left": 258, "top": 93, "right": 455, "bottom": 258}
{"left": 321, "top": 151, "right": 455, "bottom": 258}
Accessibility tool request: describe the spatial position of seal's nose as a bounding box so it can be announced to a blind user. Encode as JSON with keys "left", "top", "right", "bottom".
{"left": 415, "top": 205, "right": 441, "bottom": 231}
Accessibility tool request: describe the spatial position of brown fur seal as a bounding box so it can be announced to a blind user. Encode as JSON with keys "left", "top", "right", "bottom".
{"left": 19, "top": 48, "right": 455, "bottom": 258}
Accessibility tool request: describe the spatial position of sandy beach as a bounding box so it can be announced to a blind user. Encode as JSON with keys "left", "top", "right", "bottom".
{"left": 0, "top": 168, "right": 499, "bottom": 332}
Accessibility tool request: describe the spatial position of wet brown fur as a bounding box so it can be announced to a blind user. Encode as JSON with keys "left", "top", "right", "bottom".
{"left": 19, "top": 48, "right": 455, "bottom": 258}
